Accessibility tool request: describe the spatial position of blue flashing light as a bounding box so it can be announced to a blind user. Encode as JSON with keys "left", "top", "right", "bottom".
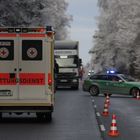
{"left": 106, "top": 70, "right": 116, "bottom": 74}
{"left": 110, "top": 70, "right": 115, "bottom": 74}
{"left": 107, "top": 71, "right": 109, "bottom": 74}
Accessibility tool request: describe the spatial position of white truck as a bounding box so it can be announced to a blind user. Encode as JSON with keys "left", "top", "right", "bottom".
{"left": 54, "top": 40, "right": 80, "bottom": 89}
{"left": 0, "top": 26, "right": 55, "bottom": 121}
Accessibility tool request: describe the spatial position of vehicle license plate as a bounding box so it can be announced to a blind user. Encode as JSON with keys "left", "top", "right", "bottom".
{"left": 61, "top": 79, "right": 67, "bottom": 82}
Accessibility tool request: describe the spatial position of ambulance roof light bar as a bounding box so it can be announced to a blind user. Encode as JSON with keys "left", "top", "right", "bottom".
{"left": 0, "top": 26, "right": 54, "bottom": 33}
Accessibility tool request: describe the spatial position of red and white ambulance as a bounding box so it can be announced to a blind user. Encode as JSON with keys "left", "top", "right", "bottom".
{"left": 0, "top": 26, "right": 55, "bottom": 121}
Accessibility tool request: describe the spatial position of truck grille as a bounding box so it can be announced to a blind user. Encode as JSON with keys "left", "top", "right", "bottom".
{"left": 57, "top": 73, "right": 76, "bottom": 78}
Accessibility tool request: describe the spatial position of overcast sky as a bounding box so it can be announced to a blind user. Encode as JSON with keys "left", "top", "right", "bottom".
{"left": 66, "top": 0, "right": 99, "bottom": 65}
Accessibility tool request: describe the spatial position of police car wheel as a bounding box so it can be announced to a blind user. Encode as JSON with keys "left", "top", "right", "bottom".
{"left": 89, "top": 86, "right": 99, "bottom": 96}
{"left": 130, "top": 87, "right": 139, "bottom": 98}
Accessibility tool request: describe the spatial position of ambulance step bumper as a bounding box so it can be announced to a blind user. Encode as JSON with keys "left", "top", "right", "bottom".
{"left": 0, "top": 106, "right": 53, "bottom": 112}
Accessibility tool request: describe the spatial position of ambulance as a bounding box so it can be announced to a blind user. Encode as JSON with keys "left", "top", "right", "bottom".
{"left": 0, "top": 26, "right": 55, "bottom": 121}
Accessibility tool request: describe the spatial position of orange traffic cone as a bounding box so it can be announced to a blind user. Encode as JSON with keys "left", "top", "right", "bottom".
{"left": 105, "top": 94, "right": 110, "bottom": 105}
{"left": 135, "top": 91, "right": 140, "bottom": 100}
{"left": 108, "top": 114, "right": 120, "bottom": 137}
{"left": 102, "top": 101, "right": 109, "bottom": 116}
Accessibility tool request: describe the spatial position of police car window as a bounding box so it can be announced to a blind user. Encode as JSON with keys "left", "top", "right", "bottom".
{"left": 0, "top": 40, "right": 14, "bottom": 61}
{"left": 22, "top": 40, "right": 42, "bottom": 61}
{"left": 108, "top": 75, "right": 120, "bottom": 81}
{"left": 90, "top": 75, "right": 108, "bottom": 80}
{"left": 100, "top": 75, "right": 108, "bottom": 80}
{"left": 90, "top": 75, "right": 98, "bottom": 79}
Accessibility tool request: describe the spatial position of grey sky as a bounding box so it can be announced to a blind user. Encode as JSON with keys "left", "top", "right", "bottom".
{"left": 66, "top": 0, "right": 99, "bottom": 65}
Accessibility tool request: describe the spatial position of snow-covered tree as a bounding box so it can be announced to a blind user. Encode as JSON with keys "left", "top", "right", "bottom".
{"left": 0, "top": 0, "right": 72, "bottom": 39}
{"left": 91, "top": 0, "right": 140, "bottom": 78}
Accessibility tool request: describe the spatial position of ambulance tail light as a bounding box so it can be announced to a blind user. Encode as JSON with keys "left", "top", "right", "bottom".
{"left": 46, "top": 32, "right": 54, "bottom": 38}
{"left": 48, "top": 73, "right": 52, "bottom": 86}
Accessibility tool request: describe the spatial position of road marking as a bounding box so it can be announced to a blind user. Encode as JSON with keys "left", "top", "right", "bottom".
{"left": 92, "top": 99, "right": 94, "bottom": 103}
{"left": 96, "top": 112, "right": 100, "bottom": 117}
{"left": 94, "top": 105, "right": 97, "bottom": 108}
{"left": 100, "top": 125, "right": 106, "bottom": 131}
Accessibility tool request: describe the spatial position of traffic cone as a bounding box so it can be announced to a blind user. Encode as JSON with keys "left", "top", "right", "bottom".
{"left": 108, "top": 114, "right": 120, "bottom": 137}
{"left": 105, "top": 94, "right": 110, "bottom": 105}
{"left": 101, "top": 101, "right": 109, "bottom": 116}
{"left": 135, "top": 91, "right": 140, "bottom": 100}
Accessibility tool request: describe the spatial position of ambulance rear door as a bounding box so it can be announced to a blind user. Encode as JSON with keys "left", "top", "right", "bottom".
{"left": 19, "top": 33, "right": 49, "bottom": 100}
{"left": 0, "top": 34, "right": 18, "bottom": 99}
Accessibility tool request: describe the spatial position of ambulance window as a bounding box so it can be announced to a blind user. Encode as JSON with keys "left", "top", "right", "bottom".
{"left": 22, "top": 40, "right": 42, "bottom": 61}
{"left": 0, "top": 40, "right": 14, "bottom": 61}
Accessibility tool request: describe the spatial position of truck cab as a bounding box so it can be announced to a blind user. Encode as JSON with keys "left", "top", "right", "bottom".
{"left": 54, "top": 40, "right": 80, "bottom": 89}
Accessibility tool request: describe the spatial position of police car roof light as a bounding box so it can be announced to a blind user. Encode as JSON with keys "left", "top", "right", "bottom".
{"left": 110, "top": 70, "right": 115, "bottom": 73}
{"left": 107, "top": 70, "right": 115, "bottom": 74}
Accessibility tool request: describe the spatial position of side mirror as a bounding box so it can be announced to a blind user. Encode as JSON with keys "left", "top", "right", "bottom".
{"left": 74, "top": 56, "right": 78, "bottom": 64}
{"left": 79, "top": 58, "right": 82, "bottom": 66}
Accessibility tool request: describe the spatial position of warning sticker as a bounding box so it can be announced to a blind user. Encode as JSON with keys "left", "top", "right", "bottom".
{"left": 0, "top": 47, "right": 9, "bottom": 58}
{"left": 22, "top": 40, "right": 42, "bottom": 60}
{"left": 27, "top": 48, "right": 38, "bottom": 58}
{"left": 0, "top": 40, "right": 14, "bottom": 60}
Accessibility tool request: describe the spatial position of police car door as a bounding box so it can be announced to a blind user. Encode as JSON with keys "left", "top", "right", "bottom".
{"left": 0, "top": 35, "right": 18, "bottom": 99}
{"left": 19, "top": 34, "right": 47, "bottom": 99}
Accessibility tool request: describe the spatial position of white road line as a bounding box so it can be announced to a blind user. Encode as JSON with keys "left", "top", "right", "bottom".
{"left": 94, "top": 105, "right": 97, "bottom": 108}
{"left": 92, "top": 99, "right": 94, "bottom": 103}
{"left": 100, "top": 125, "right": 106, "bottom": 131}
{"left": 96, "top": 112, "right": 100, "bottom": 117}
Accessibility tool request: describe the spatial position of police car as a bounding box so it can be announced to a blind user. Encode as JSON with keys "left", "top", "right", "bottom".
{"left": 82, "top": 70, "right": 140, "bottom": 97}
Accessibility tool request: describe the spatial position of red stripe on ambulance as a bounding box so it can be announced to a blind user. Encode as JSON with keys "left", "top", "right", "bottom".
{"left": 19, "top": 73, "right": 45, "bottom": 85}
{"left": 0, "top": 73, "right": 16, "bottom": 85}
{"left": 19, "top": 34, "right": 46, "bottom": 38}
{"left": 0, "top": 34, "right": 17, "bottom": 37}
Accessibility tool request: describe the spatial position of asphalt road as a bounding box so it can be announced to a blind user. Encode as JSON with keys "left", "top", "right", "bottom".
{"left": 92, "top": 94, "right": 140, "bottom": 140}
{"left": 0, "top": 86, "right": 102, "bottom": 140}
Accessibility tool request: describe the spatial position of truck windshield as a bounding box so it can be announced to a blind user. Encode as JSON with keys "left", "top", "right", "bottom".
{"left": 56, "top": 57, "right": 77, "bottom": 68}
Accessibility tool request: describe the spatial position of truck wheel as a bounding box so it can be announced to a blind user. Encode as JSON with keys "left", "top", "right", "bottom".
{"left": 44, "top": 112, "right": 52, "bottom": 122}
{"left": 36, "top": 113, "right": 44, "bottom": 120}
{"left": 0, "top": 113, "right": 2, "bottom": 120}
{"left": 89, "top": 86, "right": 99, "bottom": 96}
{"left": 71, "top": 86, "right": 79, "bottom": 90}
